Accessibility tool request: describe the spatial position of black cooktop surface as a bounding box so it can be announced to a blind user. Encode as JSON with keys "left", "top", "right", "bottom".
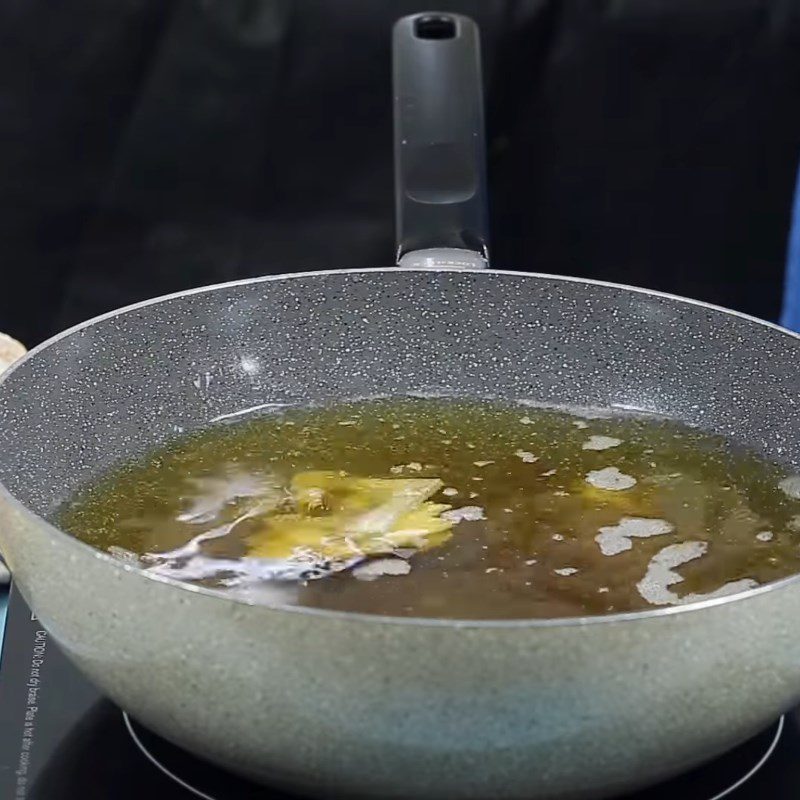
{"left": 0, "top": 582, "right": 797, "bottom": 800}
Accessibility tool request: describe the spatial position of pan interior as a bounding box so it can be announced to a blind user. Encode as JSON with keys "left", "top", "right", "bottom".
{"left": 1, "top": 269, "right": 798, "bottom": 524}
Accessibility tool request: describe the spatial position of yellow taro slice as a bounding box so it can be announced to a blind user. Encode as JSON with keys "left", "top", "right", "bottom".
{"left": 246, "top": 472, "right": 453, "bottom": 563}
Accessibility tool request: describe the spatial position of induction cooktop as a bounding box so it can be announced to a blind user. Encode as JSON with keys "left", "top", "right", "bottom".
{"left": 0, "top": 581, "right": 797, "bottom": 800}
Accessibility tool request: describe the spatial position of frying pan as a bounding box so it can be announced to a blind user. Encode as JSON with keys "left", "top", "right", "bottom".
{"left": 1, "top": 12, "right": 800, "bottom": 800}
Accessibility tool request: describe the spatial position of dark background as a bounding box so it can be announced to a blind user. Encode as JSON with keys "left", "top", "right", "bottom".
{"left": 2, "top": 0, "right": 799, "bottom": 346}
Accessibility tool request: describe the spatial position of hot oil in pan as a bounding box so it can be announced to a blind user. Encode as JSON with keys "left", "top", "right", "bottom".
{"left": 56, "top": 398, "right": 800, "bottom": 619}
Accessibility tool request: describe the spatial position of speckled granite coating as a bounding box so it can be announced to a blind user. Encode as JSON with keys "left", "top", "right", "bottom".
{"left": 1, "top": 268, "right": 799, "bottom": 798}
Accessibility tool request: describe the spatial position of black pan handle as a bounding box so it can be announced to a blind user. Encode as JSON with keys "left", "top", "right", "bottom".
{"left": 393, "top": 13, "right": 489, "bottom": 269}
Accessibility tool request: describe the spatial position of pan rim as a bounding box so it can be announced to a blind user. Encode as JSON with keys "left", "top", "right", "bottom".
{"left": 1, "top": 266, "right": 799, "bottom": 630}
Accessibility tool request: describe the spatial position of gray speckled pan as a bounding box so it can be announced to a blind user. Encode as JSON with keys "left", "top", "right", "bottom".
{"left": 1, "top": 13, "right": 800, "bottom": 800}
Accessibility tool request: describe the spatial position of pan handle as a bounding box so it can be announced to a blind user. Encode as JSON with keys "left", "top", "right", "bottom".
{"left": 393, "top": 13, "right": 489, "bottom": 269}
